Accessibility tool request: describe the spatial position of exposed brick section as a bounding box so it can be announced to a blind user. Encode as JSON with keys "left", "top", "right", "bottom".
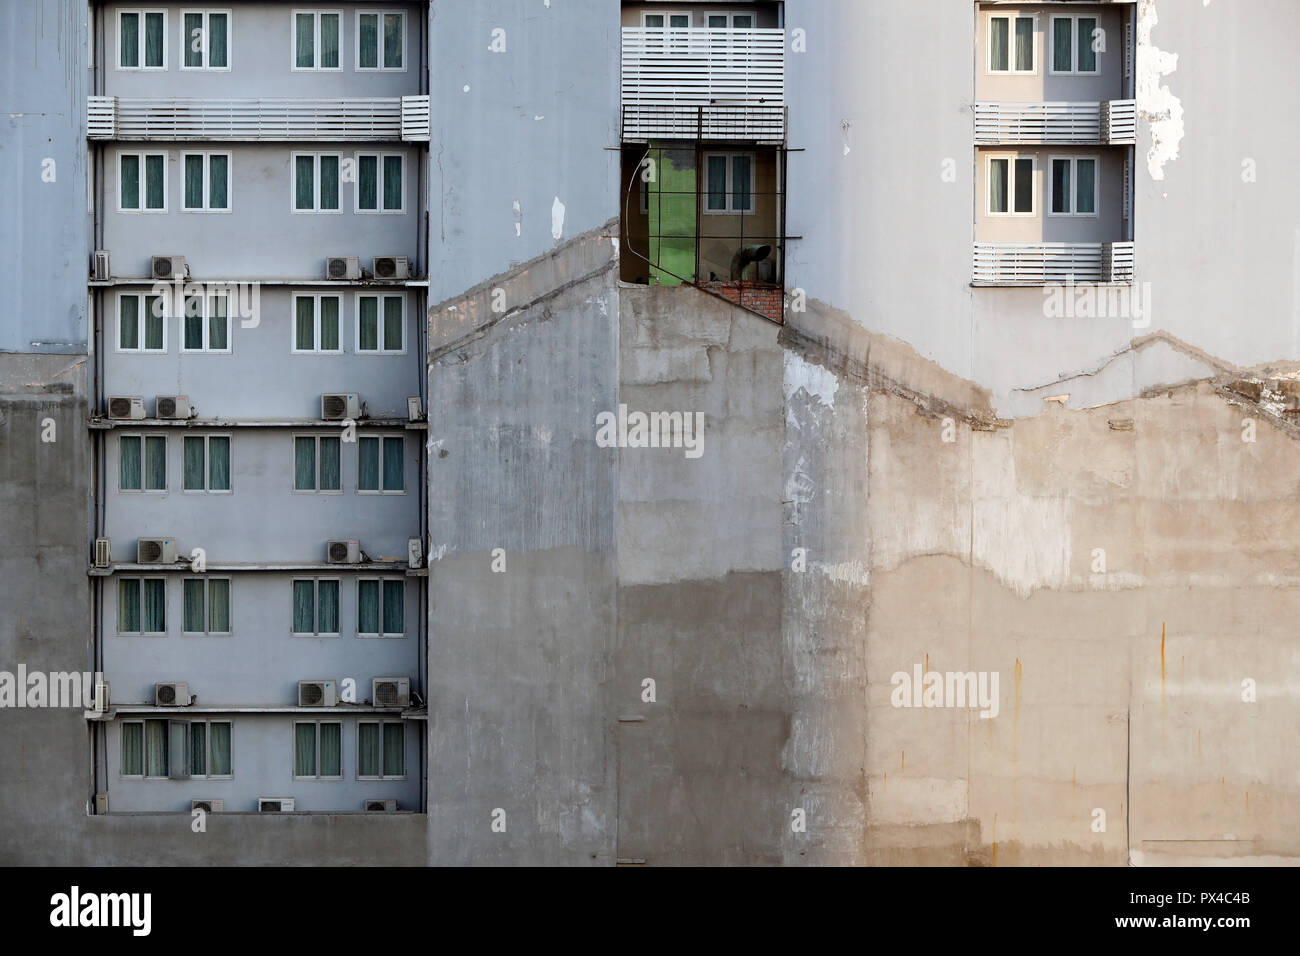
{"left": 700, "top": 281, "right": 784, "bottom": 324}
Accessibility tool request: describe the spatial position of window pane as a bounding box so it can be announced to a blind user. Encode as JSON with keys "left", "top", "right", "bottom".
{"left": 144, "top": 296, "right": 164, "bottom": 349}
{"left": 292, "top": 580, "right": 315, "bottom": 633}
{"left": 1051, "top": 159, "right": 1070, "bottom": 213}
{"left": 122, "top": 723, "right": 144, "bottom": 775}
{"left": 384, "top": 13, "right": 403, "bottom": 68}
{"left": 1013, "top": 158, "right": 1033, "bottom": 213}
{"left": 208, "top": 579, "right": 230, "bottom": 632}
{"left": 145, "top": 719, "right": 168, "bottom": 775}
{"left": 383, "top": 156, "right": 402, "bottom": 210}
{"left": 120, "top": 155, "right": 140, "bottom": 209}
{"left": 318, "top": 580, "right": 340, "bottom": 633}
{"left": 1053, "top": 18, "right": 1072, "bottom": 72}
{"left": 358, "top": 437, "right": 379, "bottom": 491}
{"left": 209, "top": 154, "right": 228, "bottom": 208}
{"left": 382, "top": 579, "right": 404, "bottom": 634}
{"left": 295, "top": 297, "right": 314, "bottom": 350}
{"left": 320, "top": 14, "right": 340, "bottom": 68}
{"left": 383, "top": 723, "right": 404, "bottom": 776}
{"left": 184, "top": 436, "right": 205, "bottom": 489}
{"left": 358, "top": 723, "right": 380, "bottom": 776}
{"left": 319, "top": 156, "right": 339, "bottom": 210}
{"left": 358, "top": 156, "right": 378, "bottom": 210}
{"left": 645, "top": 14, "right": 664, "bottom": 27}
{"left": 209, "top": 723, "right": 231, "bottom": 774}
{"left": 294, "top": 437, "right": 316, "bottom": 491}
{"left": 319, "top": 723, "right": 341, "bottom": 776}
{"left": 294, "top": 723, "right": 316, "bottom": 776}
{"left": 208, "top": 437, "right": 230, "bottom": 490}
{"left": 1076, "top": 159, "right": 1096, "bottom": 214}
{"left": 145, "top": 155, "right": 165, "bottom": 209}
{"left": 1014, "top": 17, "right": 1033, "bottom": 71}
{"left": 706, "top": 156, "right": 727, "bottom": 210}
{"left": 670, "top": 14, "right": 689, "bottom": 28}
{"left": 320, "top": 296, "right": 340, "bottom": 350}
{"left": 120, "top": 436, "right": 142, "bottom": 490}
{"left": 733, "top": 15, "right": 753, "bottom": 29}
{"left": 209, "top": 297, "right": 228, "bottom": 350}
{"left": 989, "top": 159, "right": 1008, "bottom": 213}
{"left": 319, "top": 437, "right": 341, "bottom": 491}
{"left": 359, "top": 296, "right": 378, "bottom": 350}
{"left": 145, "top": 435, "right": 166, "bottom": 489}
{"left": 383, "top": 297, "right": 403, "bottom": 350}
{"left": 990, "top": 18, "right": 1008, "bottom": 71}
{"left": 209, "top": 13, "right": 228, "bottom": 68}
{"left": 119, "top": 295, "right": 139, "bottom": 348}
{"left": 359, "top": 14, "right": 378, "bottom": 68}
{"left": 119, "top": 579, "right": 140, "bottom": 632}
{"left": 295, "top": 13, "right": 314, "bottom": 68}
{"left": 184, "top": 13, "right": 203, "bottom": 67}
{"left": 732, "top": 155, "right": 752, "bottom": 211}
{"left": 144, "top": 579, "right": 166, "bottom": 631}
{"left": 184, "top": 579, "right": 205, "bottom": 631}
{"left": 382, "top": 437, "right": 403, "bottom": 492}
{"left": 184, "top": 153, "right": 204, "bottom": 207}
{"left": 145, "top": 12, "right": 164, "bottom": 67}
{"left": 295, "top": 156, "right": 314, "bottom": 210}
{"left": 1078, "top": 18, "right": 1097, "bottom": 72}
{"left": 120, "top": 12, "right": 139, "bottom": 68}
{"left": 358, "top": 580, "right": 380, "bottom": 633}
{"left": 184, "top": 311, "right": 203, "bottom": 350}
{"left": 707, "top": 15, "right": 726, "bottom": 29}
{"left": 190, "top": 722, "right": 207, "bottom": 775}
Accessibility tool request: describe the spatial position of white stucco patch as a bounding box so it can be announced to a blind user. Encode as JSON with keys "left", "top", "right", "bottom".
{"left": 783, "top": 351, "right": 839, "bottom": 410}
{"left": 1136, "top": 0, "right": 1184, "bottom": 181}
{"left": 551, "top": 196, "right": 565, "bottom": 241}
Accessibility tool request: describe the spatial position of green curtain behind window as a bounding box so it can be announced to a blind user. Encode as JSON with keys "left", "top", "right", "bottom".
{"left": 209, "top": 437, "right": 230, "bottom": 490}
{"left": 1014, "top": 158, "right": 1034, "bottom": 213}
{"left": 359, "top": 14, "right": 379, "bottom": 68}
{"left": 183, "top": 578, "right": 205, "bottom": 631}
{"left": 120, "top": 13, "right": 139, "bottom": 68}
{"left": 319, "top": 723, "right": 341, "bottom": 776}
{"left": 732, "top": 156, "right": 752, "bottom": 211}
{"left": 184, "top": 436, "right": 204, "bottom": 490}
{"left": 119, "top": 294, "right": 139, "bottom": 347}
{"left": 120, "top": 436, "right": 142, "bottom": 490}
{"left": 358, "top": 156, "right": 378, "bottom": 209}
{"left": 144, "top": 13, "right": 164, "bottom": 67}
{"left": 184, "top": 311, "right": 203, "bottom": 349}
{"left": 145, "top": 155, "right": 164, "bottom": 208}
{"left": 295, "top": 297, "right": 314, "bottom": 350}
{"left": 1052, "top": 159, "right": 1070, "bottom": 213}
{"left": 208, "top": 579, "right": 230, "bottom": 632}
{"left": 209, "top": 13, "right": 228, "bottom": 68}
{"left": 358, "top": 723, "right": 380, "bottom": 776}
{"left": 358, "top": 437, "right": 380, "bottom": 490}
{"left": 209, "top": 723, "right": 231, "bottom": 775}
{"left": 294, "top": 724, "right": 316, "bottom": 776}
{"left": 143, "top": 579, "right": 166, "bottom": 631}
{"left": 319, "top": 437, "right": 341, "bottom": 491}
{"left": 295, "top": 156, "right": 314, "bottom": 210}
{"left": 1076, "top": 160, "right": 1096, "bottom": 214}
{"left": 292, "top": 580, "right": 315, "bottom": 632}
{"left": 989, "top": 159, "right": 1008, "bottom": 213}
{"left": 1053, "top": 18, "right": 1072, "bottom": 72}
{"left": 320, "top": 296, "right": 339, "bottom": 350}
{"left": 383, "top": 723, "right": 404, "bottom": 776}
{"left": 122, "top": 722, "right": 144, "bottom": 774}
{"left": 209, "top": 154, "right": 228, "bottom": 208}
{"left": 382, "top": 579, "right": 404, "bottom": 634}
{"left": 383, "top": 297, "right": 403, "bottom": 350}
{"left": 320, "top": 156, "right": 339, "bottom": 209}
{"left": 318, "top": 580, "right": 339, "bottom": 632}
{"left": 119, "top": 579, "right": 140, "bottom": 632}
{"left": 190, "top": 722, "right": 207, "bottom": 774}
{"left": 145, "top": 719, "right": 167, "bottom": 775}
{"left": 321, "top": 14, "right": 340, "bottom": 68}
{"left": 382, "top": 437, "right": 403, "bottom": 491}
{"left": 144, "top": 295, "right": 163, "bottom": 349}
{"left": 384, "top": 14, "right": 403, "bottom": 68}
{"left": 383, "top": 156, "right": 402, "bottom": 210}
{"left": 1014, "top": 18, "right": 1033, "bottom": 71}
{"left": 120, "top": 155, "right": 140, "bottom": 209}
{"left": 706, "top": 155, "right": 727, "bottom": 211}
{"left": 1078, "top": 18, "right": 1097, "bottom": 71}
{"left": 209, "top": 297, "right": 228, "bottom": 350}
{"left": 145, "top": 435, "right": 166, "bottom": 489}
{"left": 294, "top": 437, "right": 316, "bottom": 490}
{"left": 990, "top": 18, "right": 1008, "bottom": 71}
{"left": 295, "top": 13, "right": 314, "bottom": 68}
{"left": 359, "top": 297, "right": 379, "bottom": 350}
{"left": 358, "top": 580, "right": 380, "bottom": 633}
{"left": 184, "top": 13, "right": 203, "bottom": 68}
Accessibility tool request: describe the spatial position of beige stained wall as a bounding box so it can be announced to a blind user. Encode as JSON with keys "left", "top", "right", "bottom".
{"left": 974, "top": 146, "right": 1126, "bottom": 243}
{"left": 975, "top": 2, "right": 1127, "bottom": 102}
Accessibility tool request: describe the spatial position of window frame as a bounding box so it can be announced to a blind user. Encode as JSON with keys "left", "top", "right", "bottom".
{"left": 1047, "top": 155, "right": 1100, "bottom": 218}
{"left": 181, "top": 576, "right": 232, "bottom": 635}
{"left": 986, "top": 13, "right": 1038, "bottom": 76}
{"left": 187, "top": 719, "right": 234, "bottom": 778}
{"left": 291, "top": 434, "right": 344, "bottom": 494}
{"left": 179, "top": 290, "right": 232, "bottom": 353}
{"left": 179, "top": 9, "right": 232, "bottom": 71}
{"left": 354, "top": 9, "right": 406, "bottom": 72}
{"left": 119, "top": 719, "right": 173, "bottom": 778}
{"left": 117, "top": 433, "right": 168, "bottom": 493}
{"left": 356, "top": 434, "right": 406, "bottom": 495}
{"left": 986, "top": 154, "right": 1037, "bottom": 217}
{"left": 115, "top": 292, "right": 168, "bottom": 352}
{"left": 289, "top": 293, "right": 344, "bottom": 354}
{"left": 181, "top": 433, "right": 232, "bottom": 493}
{"left": 292, "top": 720, "right": 344, "bottom": 780}
{"left": 356, "top": 577, "right": 405, "bottom": 638}
{"left": 354, "top": 293, "right": 406, "bottom": 354}
{"left": 118, "top": 576, "right": 168, "bottom": 636}
{"left": 180, "top": 151, "right": 232, "bottom": 213}
{"left": 701, "top": 151, "right": 755, "bottom": 215}
{"left": 289, "top": 152, "right": 343, "bottom": 214}
{"left": 117, "top": 151, "right": 169, "bottom": 213}
{"left": 117, "top": 9, "right": 168, "bottom": 71}
{"left": 291, "top": 576, "right": 342, "bottom": 636}
{"left": 352, "top": 152, "right": 405, "bottom": 214}
{"left": 290, "top": 9, "right": 343, "bottom": 72}
{"left": 357, "top": 719, "right": 406, "bottom": 780}
{"left": 1049, "top": 15, "right": 1101, "bottom": 76}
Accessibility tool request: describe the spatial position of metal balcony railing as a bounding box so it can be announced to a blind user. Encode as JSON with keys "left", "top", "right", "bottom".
{"left": 972, "top": 241, "right": 1135, "bottom": 285}
{"left": 974, "top": 100, "right": 1136, "bottom": 145}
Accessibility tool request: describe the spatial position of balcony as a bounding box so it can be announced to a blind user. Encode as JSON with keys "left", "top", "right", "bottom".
{"left": 972, "top": 241, "right": 1135, "bottom": 285}
{"left": 620, "top": 27, "right": 785, "bottom": 143}
{"left": 974, "top": 100, "right": 1136, "bottom": 146}
{"left": 87, "top": 95, "right": 430, "bottom": 142}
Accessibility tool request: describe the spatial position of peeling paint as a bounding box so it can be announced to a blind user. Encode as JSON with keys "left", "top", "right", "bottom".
{"left": 1136, "top": 0, "right": 1184, "bottom": 181}
{"left": 783, "top": 350, "right": 840, "bottom": 411}
{"left": 551, "top": 196, "right": 565, "bottom": 241}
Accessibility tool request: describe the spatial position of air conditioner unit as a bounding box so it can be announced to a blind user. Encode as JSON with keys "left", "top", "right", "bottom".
{"left": 155, "top": 682, "right": 191, "bottom": 707}
{"left": 155, "top": 395, "right": 193, "bottom": 420}
{"left": 259, "top": 798, "right": 294, "bottom": 812}
{"left": 406, "top": 396, "right": 422, "bottom": 421}
{"left": 93, "top": 680, "right": 110, "bottom": 714}
{"left": 364, "top": 799, "right": 398, "bottom": 812}
{"left": 326, "top": 540, "right": 361, "bottom": 564}
{"left": 94, "top": 537, "right": 111, "bottom": 568}
{"left": 373, "top": 677, "right": 410, "bottom": 709}
{"left": 152, "top": 255, "right": 186, "bottom": 280}
{"left": 93, "top": 250, "right": 110, "bottom": 281}
{"left": 94, "top": 792, "right": 109, "bottom": 815}
{"left": 326, "top": 256, "right": 361, "bottom": 280}
{"left": 407, "top": 537, "right": 422, "bottom": 570}
{"left": 321, "top": 393, "right": 361, "bottom": 420}
{"left": 298, "top": 680, "right": 338, "bottom": 707}
{"left": 137, "top": 537, "right": 177, "bottom": 564}
{"left": 107, "top": 396, "right": 146, "bottom": 420}
{"left": 191, "top": 798, "right": 224, "bottom": 813}
{"left": 373, "top": 256, "right": 409, "bottom": 280}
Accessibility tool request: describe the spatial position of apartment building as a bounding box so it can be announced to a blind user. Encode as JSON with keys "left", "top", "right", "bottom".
{"left": 85, "top": 2, "right": 430, "bottom": 814}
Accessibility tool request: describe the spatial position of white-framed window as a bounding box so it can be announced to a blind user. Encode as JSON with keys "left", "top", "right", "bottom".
{"left": 357, "top": 578, "right": 404, "bottom": 638}
{"left": 181, "top": 152, "right": 230, "bottom": 212}
{"left": 1050, "top": 15, "right": 1100, "bottom": 75}
{"left": 118, "top": 10, "right": 167, "bottom": 70}
{"left": 354, "top": 153, "right": 404, "bottom": 213}
{"left": 291, "top": 10, "right": 341, "bottom": 70}
{"left": 987, "top": 155, "right": 1036, "bottom": 216}
{"left": 294, "top": 720, "right": 342, "bottom": 779}
{"left": 182, "top": 577, "right": 231, "bottom": 634}
{"left": 703, "top": 152, "right": 754, "bottom": 213}
{"left": 118, "top": 577, "right": 167, "bottom": 635}
{"left": 182, "top": 435, "right": 231, "bottom": 492}
{"left": 292, "top": 578, "right": 341, "bottom": 635}
{"left": 291, "top": 152, "right": 341, "bottom": 213}
{"left": 188, "top": 720, "right": 233, "bottom": 777}
{"left": 1048, "top": 156, "right": 1099, "bottom": 217}
{"left": 118, "top": 152, "right": 167, "bottom": 212}
{"left": 641, "top": 12, "right": 691, "bottom": 28}
{"left": 117, "top": 292, "right": 167, "bottom": 352}
{"left": 357, "top": 435, "right": 404, "bottom": 494}
{"left": 291, "top": 293, "right": 342, "bottom": 353}
{"left": 118, "top": 434, "right": 167, "bottom": 492}
{"left": 357, "top": 720, "right": 405, "bottom": 779}
{"left": 120, "top": 719, "right": 171, "bottom": 777}
{"left": 293, "top": 434, "right": 343, "bottom": 492}
{"left": 988, "top": 14, "right": 1036, "bottom": 74}
{"left": 181, "top": 10, "right": 230, "bottom": 70}
{"left": 356, "top": 10, "right": 404, "bottom": 70}
{"left": 355, "top": 294, "right": 405, "bottom": 353}
{"left": 180, "top": 291, "right": 230, "bottom": 352}
{"left": 706, "top": 12, "right": 754, "bottom": 29}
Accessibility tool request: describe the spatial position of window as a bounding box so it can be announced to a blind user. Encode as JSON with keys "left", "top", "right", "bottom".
{"left": 181, "top": 10, "right": 229, "bottom": 69}
{"left": 119, "top": 152, "right": 167, "bottom": 212}
{"left": 121, "top": 719, "right": 170, "bottom": 777}
{"left": 180, "top": 292, "right": 230, "bottom": 352}
{"left": 183, "top": 435, "right": 231, "bottom": 491}
{"left": 294, "top": 721, "right": 342, "bottom": 779}
{"left": 642, "top": 13, "right": 690, "bottom": 28}
{"left": 356, "top": 294, "right": 405, "bottom": 353}
{"left": 291, "top": 153, "right": 341, "bottom": 212}
{"left": 988, "top": 14, "right": 1035, "bottom": 74}
{"left": 357, "top": 10, "right": 404, "bottom": 70}
{"left": 291, "top": 294, "right": 342, "bottom": 353}
{"left": 294, "top": 435, "right": 343, "bottom": 492}
{"left": 119, "top": 578, "right": 167, "bottom": 634}
{"left": 1049, "top": 157, "right": 1098, "bottom": 216}
{"left": 182, "top": 577, "right": 231, "bottom": 634}
{"left": 706, "top": 13, "right": 753, "bottom": 29}
{"left": 357, "top": 436, "right": 404, "bottom": 493}
{"left": 119, "top": 434, "right": 167, "bottom": 492}
{"left": 117, "top": 292, "right": 166, "bottom": 352}
{"left": 354, "top": 153, "right": 404, "bottom": 213}
{"left": 987, "top": 156, "right": 1035, "bottom": 215}
{"left": 189, "top": 720, "right": 232, "bottom": 776}
{"left": 181, "top": 152, "right": 230, "bottom": 211}
{"left": 357, "top": 578, "right": 404, "bottom": 637}
{"left": 1051, "top": 16, "right": 1099, "bottom": 75}
{"left": 118, "top": 10, "right": 166, "bottom": 70}
{"left": 358, "top": 721, "right": 405, "bottom": 779}
{"left": 292, "top": 10, "right": 341, "bottom": 70}
{"left": 703, "top": 153, "right": 754, "bottom": 213}
{"left": 292, "top": 578, "right": 340, "bottom": 635}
